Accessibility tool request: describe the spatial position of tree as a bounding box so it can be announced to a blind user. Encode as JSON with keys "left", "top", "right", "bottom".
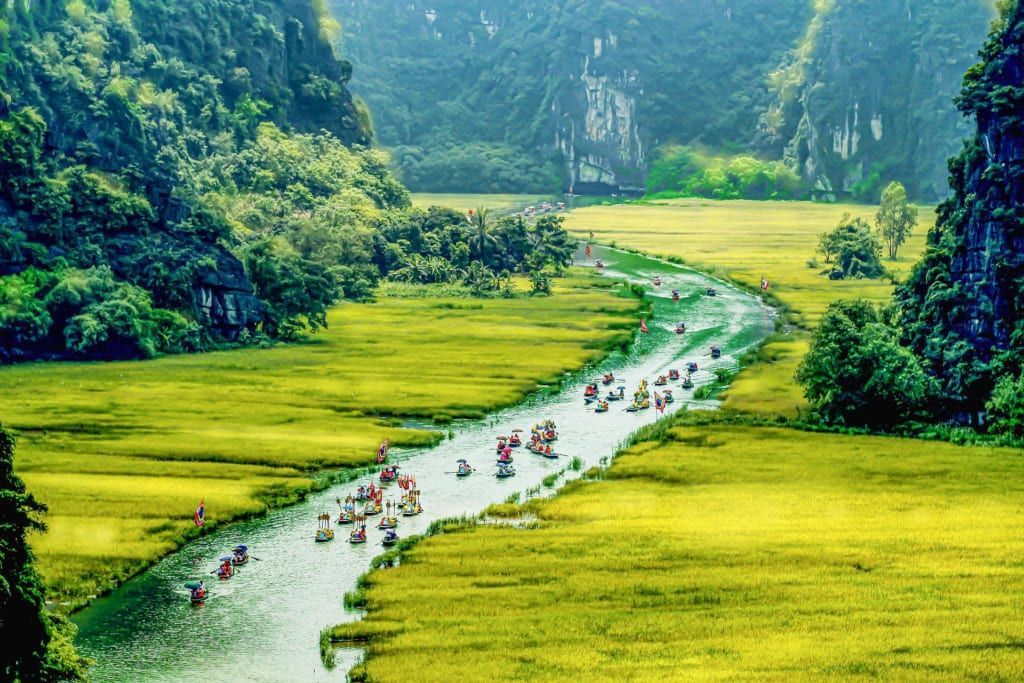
{"left": 0, "top": 426, "right": 87, "bottom": 681}
{"left": 987, "top": 373, "right": 1024, "bottom": 440}
{"left": 876, "top": 181, "right": 919, "bottom": 259}
{"left": 467, "top": 208, "right": 499, "bottom": 266}
{"left": 816, "top": 213, "right": 885, "bottom": 279}
{"left": 796, "top": 299, "right": 937, "bottom": 427}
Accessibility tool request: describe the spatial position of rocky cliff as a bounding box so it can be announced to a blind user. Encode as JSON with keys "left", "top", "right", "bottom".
{"left": 898, "top": 0, "right": 1024, "bottom": 419}
{"left": 333, "top": 0, "right": 993, "bottom": 199}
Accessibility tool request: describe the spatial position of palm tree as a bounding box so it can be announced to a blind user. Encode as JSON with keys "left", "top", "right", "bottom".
{"left": 467, "top": 207, "right": 499, "bottom": 266}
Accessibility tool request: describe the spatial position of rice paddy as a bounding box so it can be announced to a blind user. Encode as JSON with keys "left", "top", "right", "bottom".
{"left": 410, "top": 193, "right": 555, "bottom": 213}
{"left": 334, "top": 421, "right": 1024, "bottom": 681}
{"left": 2, "top": 273, "right": 640, "bottom": 606}
{"left": 566, "top": 199, "right": 933, "bottom": 416}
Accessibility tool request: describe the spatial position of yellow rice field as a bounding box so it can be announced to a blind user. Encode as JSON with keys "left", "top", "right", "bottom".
{"left": 2, "top": 273, "right": 640, "bottom": 605}
{"left": 336, "top": 422, "right": 1024, "bottom": 681}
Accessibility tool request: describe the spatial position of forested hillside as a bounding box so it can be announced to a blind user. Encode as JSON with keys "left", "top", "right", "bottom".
{"left": 333, "top": 0, "right": 994, "bottom": 200}
{"left": 0, "top": 0, "right": 574, "bottom": 363}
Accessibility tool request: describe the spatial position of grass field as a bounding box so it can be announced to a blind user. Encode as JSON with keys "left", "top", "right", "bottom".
{"left": 334, "top": 420, "right": 1024, "bottom": 681}
{"left": 2, "top": 273, "right": 640, "bottom": 606}
{"left": 410, "top": 193, "right": 554, "bottom": 213}
{"left": 566, "top": 199, "right": 933, "bottom": 417}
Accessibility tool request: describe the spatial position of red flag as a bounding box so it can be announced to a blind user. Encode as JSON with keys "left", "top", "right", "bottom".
{"left": 761, "top": 277, "right": 771, "bottom": 291}
{"left": 194, "top": 499, "right": 205, "bottom": 527}
{"left": 640, "top": 319, "right": 649, "bottom": 334}
{"left": 655, "top": 392, "right": 666, "bottom": 413}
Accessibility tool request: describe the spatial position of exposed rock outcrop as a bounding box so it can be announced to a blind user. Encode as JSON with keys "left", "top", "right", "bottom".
{"left": 898, "top": 1, "right": 1024, "bottom": 419}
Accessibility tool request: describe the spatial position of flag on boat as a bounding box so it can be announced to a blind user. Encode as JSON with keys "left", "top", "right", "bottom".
{"left": 655, "top": 392, "right": 666, "bottom": 413}
{"left": 761, "top": 277, "right": 771, "bottom": 291}
{"left": 368, "top": 482, "right": 376, "bottom": 498}
{"left": 194, "top": 499, "right": 205, "bottom": 527}
{"left": 640, "top": 319, "right": 649, "bottom": 334}
{"left": 585, "top": 243, "right": 592, "bottom": 258}
{"left": 377, "top": 439, "right": 389, "bottom": 463}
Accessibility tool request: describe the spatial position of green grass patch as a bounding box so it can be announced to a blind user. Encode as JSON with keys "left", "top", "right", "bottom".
{"left": 3, "top": 271, "right": 640, "bottom": 606}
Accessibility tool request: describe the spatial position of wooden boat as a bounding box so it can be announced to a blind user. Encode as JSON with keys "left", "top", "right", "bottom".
{"left": 606, "top": 391, "right": 624, "bottom": 401}
{"left": 686, "top": 362, "right": 699, "bottom": 373}
{"left": 706, "top": 287, "right": 717, "bottom": 297}
{"left": 185, "top": 581, "right": 208, "bottom": 604}
{"left": 363, "top": 500, "right": 382, "bottom": 516}
{"left": 315, "top": 513, "right": 335, "bottom": 542}
{"left": 668, "top": 369, "right": 681, "bottom": 381}
{"left": 682, "top": 377, "right": 694, "bottom": 389}
{"left": 378, "top": 502, "right": 399, "bottom": 529}
{"left": 594, "top": 402, "right": 610, "bottom": 413}
{"left": 382, "top": 530, "right": 399, "bottom": 547}
{"left": 654, "top": 376, "right": 668, "bottom": 386}
{"left": 349, "top": 518, "right": 367, "bottom": 544}
{"left": 401, "top": 490, "right": 423, "bottom": 516}
{"left": 231, "top": 545, "right": 249, "bottom": 566}
{"left": 496, "top": 465, "right": 517, "bottom": 478}
{"left": 601, "top": 373, "right": 615, "bottom": 385}
{"left": 711, "top": 346, "right": 722, "bottom": 359}
{"left": 675, "top": 324, "right": 686, "bottom": 335}
{"left": 456, "top": 459, "right": 474, "bottom": 477}
{"left": 653, "top": 276, "right": 662, "bottom": 286}
{"left": 663, "top": 391, "right": 675, "bottom": 404}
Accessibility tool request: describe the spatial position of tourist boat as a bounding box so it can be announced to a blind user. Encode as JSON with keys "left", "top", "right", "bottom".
{"left": 186, "top": 581, "right": 208, "bottom": 604}
{"left": 675, "top": 322, "right": 686, "bottom": 335}
{"left": 508, "top": 434, "right": 521, "bottom": 447}
{"left": 379, "top": 465, "right": 400, "bottom": 483}
{"left": 601, "top": 373, "right": 615, "bottom": 385}
{"left": 606, "top": 390, "right": 624, "bottom": 401}
{"left": 682, "top": 377, "right": 694, "bottom": 389}
{"left": 378, "top": 501, "right": 399, "bottom": 529}
{"left": 595, "top": 401, "right": 610, "bottom": 413}
{"left": 496, "top": 465, "right": 516, "bottom": 478}
{"left": 663, "top": 390, "right": 675, "bottom": 404}
{"left": 315, "top": 513, "right": 335, "bottom": 542}
{"left": 706, "top": 287, "right": 717, "bottom": 297}
{"left": 354, "top": 488, "right": 371, "bottom": 502}
{"left": 401, "top": 491, "right": 423, "bottom": 516}
{"left": 363, "top": 499, "right": 382, "bottom": 516}
{"left": 349, "top": 516, "right": 368, "bottom": 544}
{"left": 595, "top": 259, "right": 604, "bottom": 269}
{"left": 668, "top": 369, "right": 681, "bottom": 381}
{"left": 653, "top": 276, "right": 662, "bottom": 286}
{"left": 654, "top": 376, "right": 668, "bottom": 386}
{"left": 686, "top": 362, "right": 699, "bottom": 373}
{"left": 456, "top": 459, "right": 474, "bottom": 477}
{"left": 337, "top": 498, "right": 356, "bottom": 525}
{"left": 382, "top": 530, "right": 400, "bottom": 547}
{"left": 672, "top": 290, "right": 680, "bottom": 302}
{"left": 216, "top": 556, "right": 234, "bottom": 580}
{"left": 583, "top": 383, "right": 599, "bottom": 398}
{"left": 711, "top": 345, "right": 722, "bottom": 359}
{"left": 231, "top": 544, "right": 249, "bottom": 566}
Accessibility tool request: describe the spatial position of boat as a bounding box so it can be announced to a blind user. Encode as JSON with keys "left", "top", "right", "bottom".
{"left": 595, "top": 401, "right": 610, "bottom": 413}
{"left": 349, "top": 515, "right": 368, "bottom": 544}
{"left": 654, "top": 376, "right": 668, "bottom": 386}
{"left": 315, "top": 513, "right": 335, "bottom": 543}
{"left": 508, "top": 434, "right": 521, "bottom": 447}
{"left": 456, "top": 459, "right": 474, "bottom": 477}
{"left": 354, "top": 488, "right": 371, "bottom": 502}
{"left": 337, "top": 497, "right": 356, "bottom": 524}
{"left": 711, "top": 345, "right": 722, "bottom": 359}
{"left": 682, "top": 377, "right": 694, "bottom": 389}
{"left": 378, "top": 501, "right": 399, "bottom": 529}
{"left": 583, "top": 383, "right": 599, "bottom": 398}
{"left": 672, "top": 290, "right": 680, "bottom": 302}
{"left": 216, "top": 556, "right": 234, "bottom": 580}
{"left": 675, "top": 322, "right": 686, "bottom": 335}
{"left": 363, "top": 499, "right": 382, "bottom": 516}
{"left": 601, "top": 373, "right": 615, "bottom": 385}
{"left": 401, "top": 490, "right": 423, "bottom": 516}
{"left": 379, "top": 465, "right": 399, "bottom": 483}
{"left": 686, "top": 362, "right": 699, "bottom": 373}
{"left": 668, "top": 369, "right": 681, "bottom": 381}
{"left": 706, "top": 287, "right": 717, "bottom": 297}
{"left": 653, "top": 276, "right": 662, "bottom": 286}
{"left": 541, "top": 450, "right": 560, "bottom": 460}
{"left": 606, "top": 390, "right": 624, "bottom": 401}
{"left": 496, "top": 464, "right": 516, "bottom": 478}
{"left": 595, "top": 259, "right": 604, "bottom": 269}
{"left": 185, "top": 580, "right": 208, "bottom": 604}
{"left": 663, "top": 390, "right": 675, "bottom": 404}
{"left": 231, "top": 544, "right": 249, "bottom": 566}
{"left": 382, "top": 529, "right": 400, "bottom": 547}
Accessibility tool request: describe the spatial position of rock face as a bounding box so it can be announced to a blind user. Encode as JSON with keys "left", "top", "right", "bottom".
{"left": 757, "top": 1, "right": 995, "bottom": 201}
{"left": 898, "top": 1, "right": 1024, "bottom": 419}
{"left": 332, "top": 0, "right": 992, "bottom": 199}
{"left": 193, "top": 255, "right": 263, "bottom": 341}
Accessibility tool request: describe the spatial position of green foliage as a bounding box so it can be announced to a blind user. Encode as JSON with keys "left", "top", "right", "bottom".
{"left": 646, "top": 146, "right": 807, "bottom": 200}
{"left": 0, "top": 427, "right": 87, "bottom": 681}
{"left": 816, "top": 213, "right": 885, "bottom": 279}
{"left": 796, "top": 299, "right": 936, "bottom": 428}
{"left": 875, "top": 181, "right": 918, "bottom": 259}
{"left": 987, "top": 372, "right": 1024, "bottom": 441}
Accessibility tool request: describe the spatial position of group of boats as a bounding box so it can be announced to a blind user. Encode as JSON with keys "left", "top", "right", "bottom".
{"left": 314, "top": 472, "right": 424, "bottom": 548}
{"left": 186, "top": 544, "right": 250, "bottom": 603}
{"left": 455, "top": 419, "right": 561, "bottom": 480}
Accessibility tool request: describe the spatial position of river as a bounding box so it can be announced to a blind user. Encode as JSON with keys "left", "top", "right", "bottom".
{"left": 73, "top": 246, "right": 774, "bottom": 682}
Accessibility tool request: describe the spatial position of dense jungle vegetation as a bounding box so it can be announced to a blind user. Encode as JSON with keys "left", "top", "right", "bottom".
{"left": 334, "top": 0, "right": 993, "bottom": 200}
{"left": 0, "top": 0, "right": 573, "bottom": 364}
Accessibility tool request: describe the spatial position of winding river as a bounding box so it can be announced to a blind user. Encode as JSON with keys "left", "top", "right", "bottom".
{"left": 73, "top": 246, "right": 774, "bottom": 682}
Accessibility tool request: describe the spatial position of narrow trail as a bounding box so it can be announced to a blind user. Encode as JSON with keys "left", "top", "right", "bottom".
{"left": 74, "top": 246, "right": 774, "bottom": 682}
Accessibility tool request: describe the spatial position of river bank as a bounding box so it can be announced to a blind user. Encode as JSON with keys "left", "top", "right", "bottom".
{"left": 330, "top": 200, "right": 1024, "bottom": 680}
{"left": 2, "top": 271, "right": 641, "bottom": 609}
{"left": 70, "top": 246, "right": 773, "bottom": 681}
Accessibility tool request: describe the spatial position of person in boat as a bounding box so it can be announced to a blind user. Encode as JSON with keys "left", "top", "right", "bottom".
{"left": 675, "top": 322, "right": 686, "bottom": 334}
{"left": 232, "top": 545, "right": 248, "bottom": 564}
{"left": 668, "top": 369, "right": 680, "bottom": 380}
{"left": 384, "top": 530, "right": 399, "bottom": 543}
{"left": 509, "top": 433, "right": 521, "bottom": 447}
{"left": 544, "top": 444, "right": 552, "bottom": 455}
{"left": 218, "top": 560, "right": 232, "bottom": 579}
{"left": 672, "top": 289, "right": 680, "bottom": 302}
{"left": 583, "top": 383, "right": 598, "bottom": 397}
{"left": 502, "top": 445, "right": 513, "bottom": 458}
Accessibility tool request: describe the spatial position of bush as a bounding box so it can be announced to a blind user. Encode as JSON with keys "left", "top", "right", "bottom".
{"left": 987, "top": 373, "right": 1024, "bottom": 441}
